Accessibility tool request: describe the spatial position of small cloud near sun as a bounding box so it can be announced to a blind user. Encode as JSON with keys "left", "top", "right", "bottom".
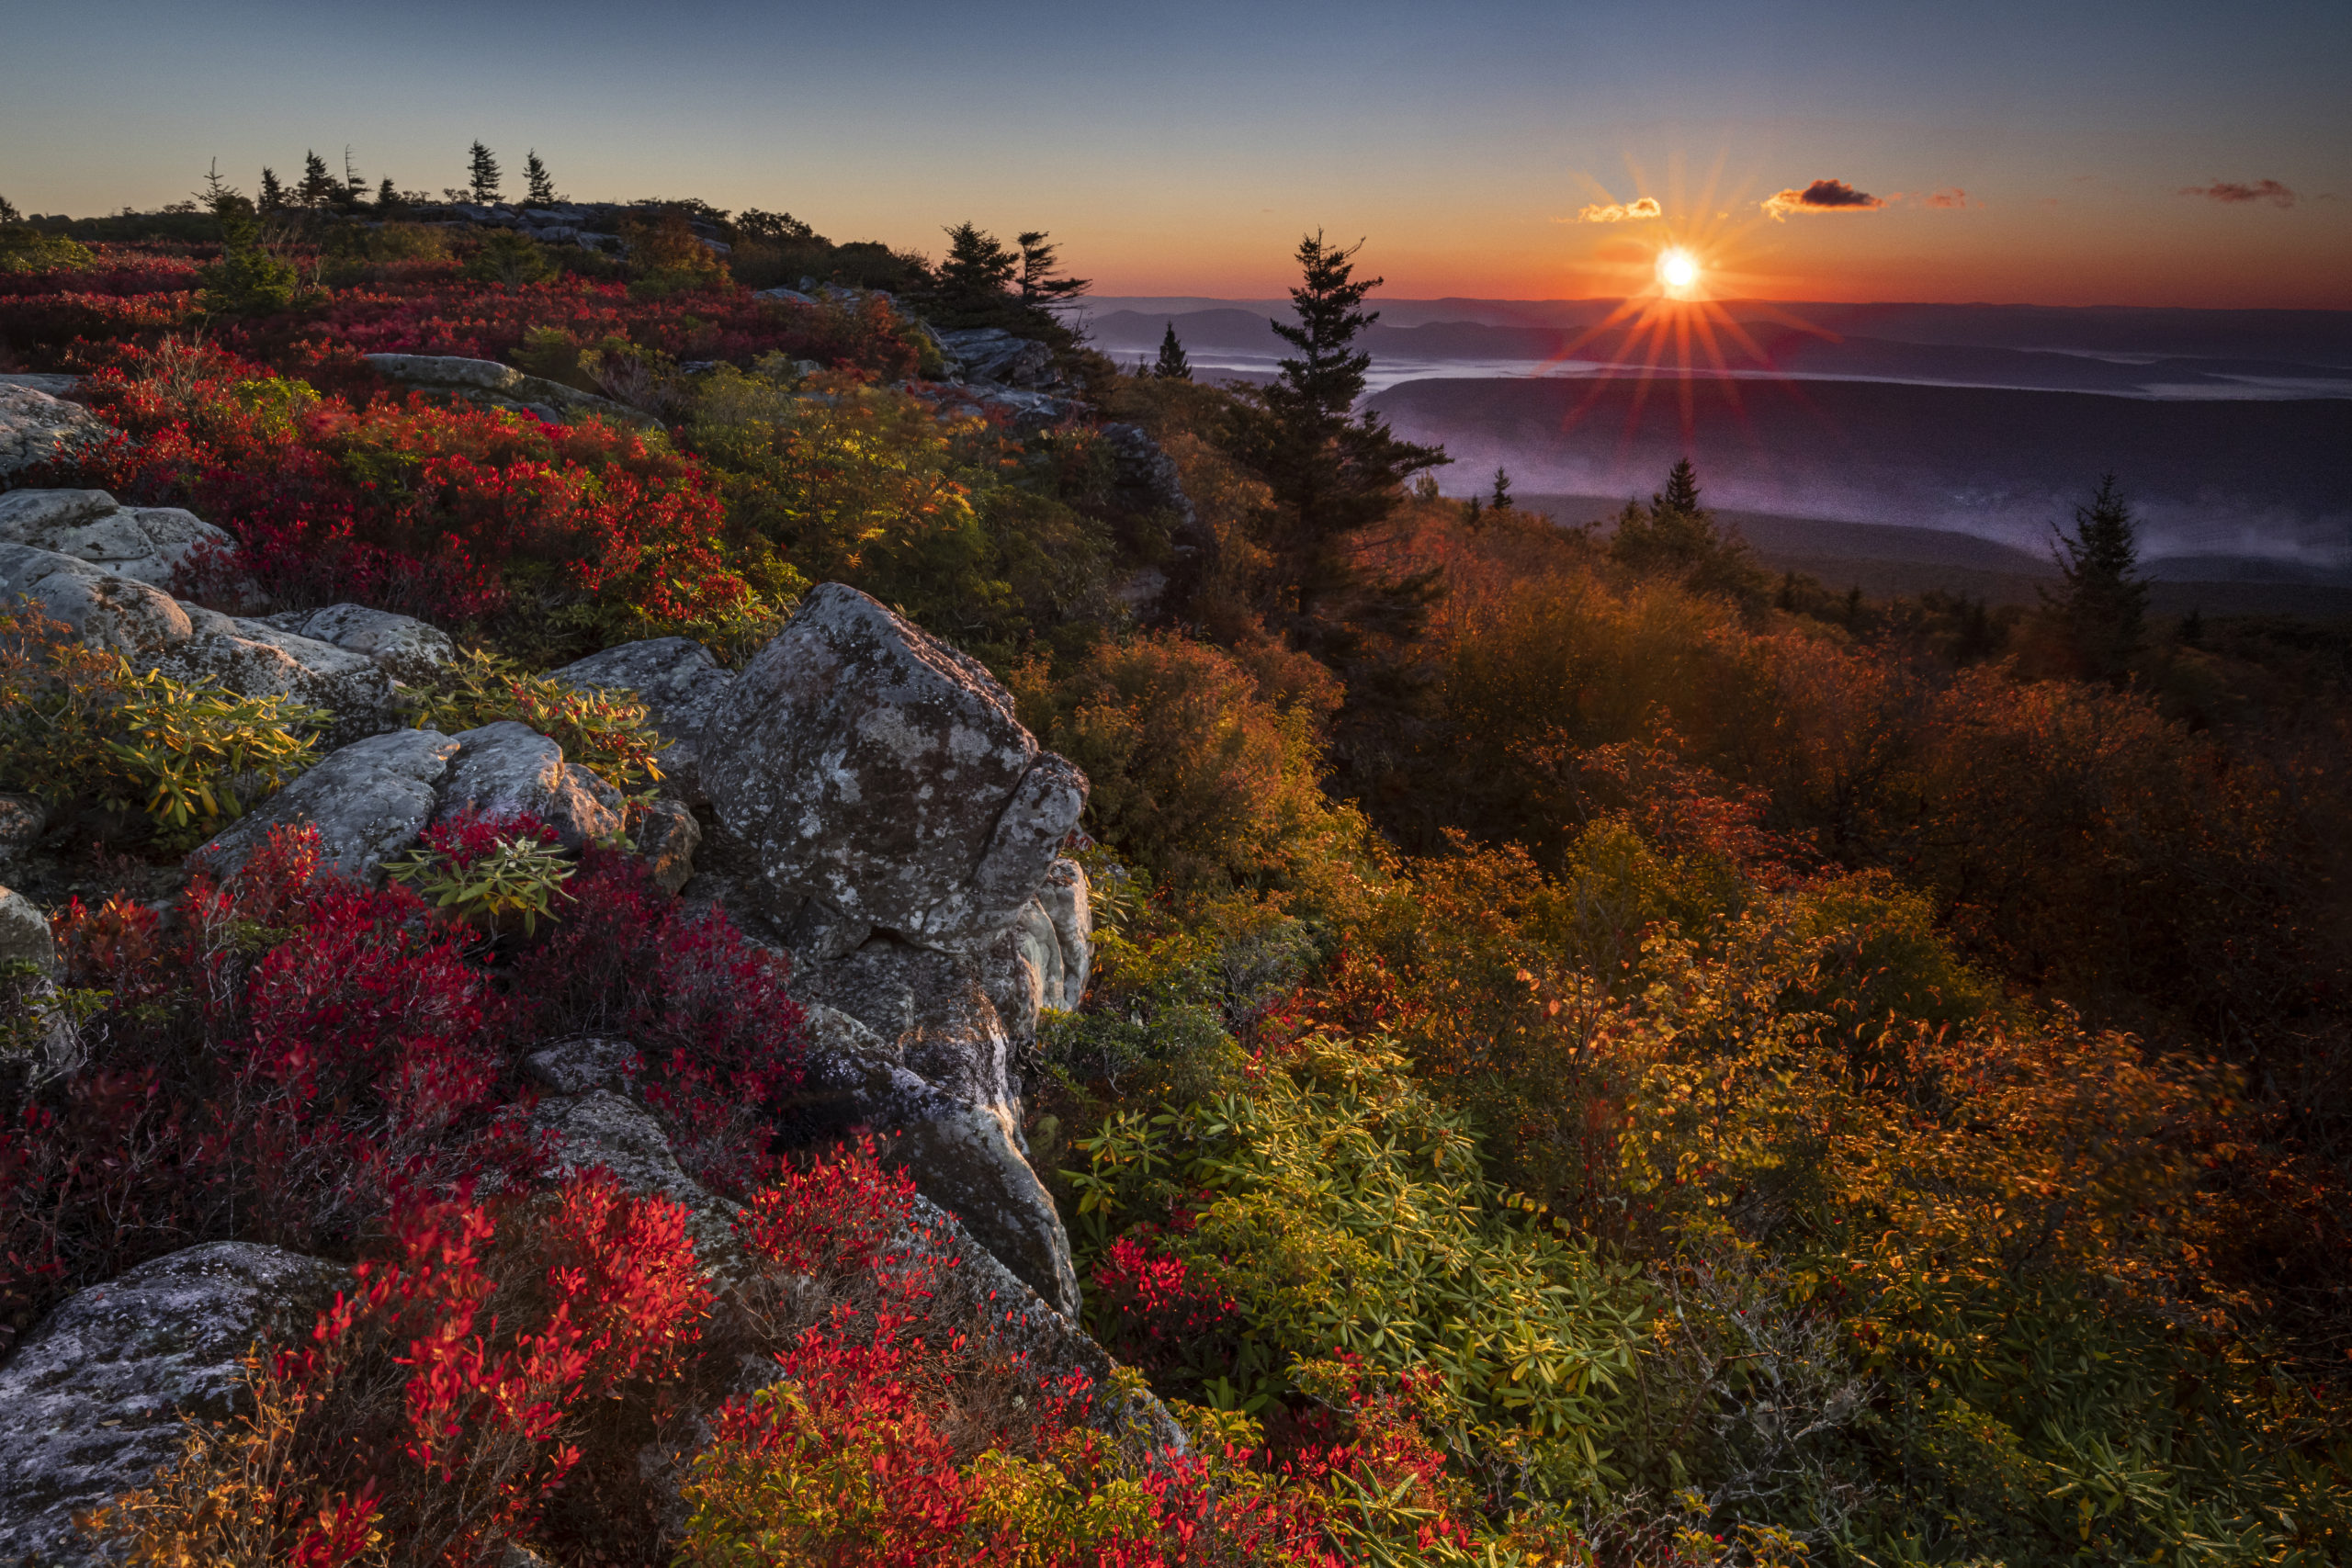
{"left": 1921, "top": 188, "right": 1972, "bottom": 209}
{"left": 1760, "top": 179, "right": 1886, "bottom": 220}
{"left": 2179, "top": 179, "right": 2296, "bottom": 209}
{"left": 1569, "top": 197, "right": 1663, "bottom": 224}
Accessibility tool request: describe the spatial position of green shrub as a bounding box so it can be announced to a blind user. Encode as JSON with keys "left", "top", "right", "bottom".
{"left": 404, "top": 648, "right": 667, "bottom": 796}
{"left": 462, "top": 230, "right": 556, "bottom": 287}
{"left": 0, "top": 226, "right": 96, "bottom": 276}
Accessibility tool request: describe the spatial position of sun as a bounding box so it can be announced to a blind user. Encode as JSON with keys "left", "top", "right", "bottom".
{"left": 1657, "top": 246, "right": 1702, "bottom": 294}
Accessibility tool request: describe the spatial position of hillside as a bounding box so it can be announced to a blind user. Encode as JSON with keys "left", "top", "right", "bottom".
{"left": 0, "top": 202, "right": 2346, "bottom": 1567}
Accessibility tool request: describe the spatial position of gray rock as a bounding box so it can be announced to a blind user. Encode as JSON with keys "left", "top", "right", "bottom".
{"left": 535, "top": 1089, "right": 708, "bottom": 1207}
{"left": 0, "top": 543, "right": 192, "bottom": 654}
{"left": 790, "top": 1003, "right": 1080, "bottom": 1318}
{"left": 361, "top": 354, "right": 644, "bottom": 426}
{"left": 0, "top": 373, "right": 81, "bottom": 397}
{"left": 436, "top": 721, "right": 623, "bottom": 849}
{"left": 156, "top": 619, "right": 396, "bottom": 735}
{"left": 274, "top": 603, "right": 456, "bottom": 682}
{"left": 636, "top": 798, "right": 702, "bottom": 896}
{"left": 756, "top": 287, "right": 820, "bottom": 306}
{"left": 932, "top": 328, "right": 1058, "bottom": 390}
{"left": 0, "top": 886, "right": 55, "bottom": 979}
{"left": 549, "top": 637, "right": 731, "bottom": 805}
{"left": 0, "top": 1243, "right": 346, "bottom": 1565}
{"left": 0, "top": 489, "right": 237, "bottom": 591}
{"left": 524, "top": 1036, "right": 638, "bottom": 1095}
{"left": 702, "top": 583, "right": 1086, "bottom": 952}
{"left": 0, "top": 794, "right": 43, "bottom": 863}
{"left": 190, "top": 728, "right": 460, "bottom": 883}
{"left": 1038, "top": 856, "right": 1093, "bottom": 1010}
{"left": 0, "top": 384, "right": 111, "bottom": 479}
{"left": 817, "top": 937, "right": 1013, "bottom": 1115}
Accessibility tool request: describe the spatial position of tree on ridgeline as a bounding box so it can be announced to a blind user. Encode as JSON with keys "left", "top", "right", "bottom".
{"left": 375, "top": 176, "right": 400, "bottom": 213}
{"left": 467, "top": 141, "right": 502, "bottom": 204}
{"left": 1224, "top": 230, "right": 1448, "bottom": 660}
{"left": 342, "top": 147, "right": 366, "bottom": 203}
{"left": 1016, "top": 230, "right": 1090, "bottom": 309}
{"left": 1490, "top": 467, "right": 1514, "bottom": 511}
{"left": 525, "top": 150, "right": 557, "bottom": 205}
{"left": 1608, "top": 456, "right": 1765, "bottom": 607}
{"left": 256, "top": 167, "right": 286, "bottom": 213}
{"left": 2044, "top": 473, "right": 2149, "bottom": 682}
{"left": 1153, "top": 322, "right": 1193, "bottom": 381}
{"left": 298, "top": 151, "right": 336, "bottom": 210}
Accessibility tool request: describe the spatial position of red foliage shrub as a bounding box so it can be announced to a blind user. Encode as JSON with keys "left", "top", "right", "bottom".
{"left": 1086, "top": 1226, "right": 1238, "bottom": 1371}
{"left": 34, "top": 340, "right": 747, "bottom": 624}
{"left": 506, "top": 851, "right": 805, "bottom": 1193}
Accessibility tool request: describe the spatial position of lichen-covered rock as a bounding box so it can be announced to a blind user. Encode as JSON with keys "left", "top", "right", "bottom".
{"left": 270, "top": 603, "right": 456, "bottom": 681}
{"left": 157, "top": 618, "right": 396, "bottom": 734}
{"left": 0, "top": 1242, "right": 346, "bottom": 1566}
{"left": 435, "top": 721, "right": 623, "bottom": 849}
{"left": 0, "top": 489, "right": 237, "bottom": 590}
{"left": 190, "top": 728, "right": 460, "bottom": 882}
{"left": 0, "top": 886, "right": 56, "bottom": 978}
{"left": 0, "top": 542, "right": 193, "bottom": 654}
{"left": 789, "top": 1002, "right": 1080, "bottom": 1318}
{"left": 0, "top": 383, "right": 111, "bottom": 479}
{"left": 534, "top": 1089, "right": 709, "bottom": 1207}
{"left": 550, "top": 637, "right": 733, "bottom": 805}
{"left": 933, "top": 328, "right": 1058, "bottom": 389}
{"left": 702, "top": 583, "right": 1086, "bottom": 952}
{"left": 815, "top": 937, "right": 1013, "bottom": 1116}
{"left": 636, "top": 798, "right": 702, "bottom": 895}
{"left": 523, "top": 1035, "right": 638, "bottom": 1096}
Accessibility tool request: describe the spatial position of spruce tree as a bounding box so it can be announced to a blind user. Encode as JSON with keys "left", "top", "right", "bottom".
{"left": 525, "top": 150, "right": 556, "bottom": 205}
{"left": 0, "top": 195, "right": 18, "bottom": 224}
{"left": 467, "top": 141, "right": 502, "bottom": 204}
{"left": 1657, "top": 456, "right": 1702, "bottom": 514}
{"left": 1490, "top": 467, "right": 1513, "bottom": 510}
{"left": 1225, "top": 231, "right": 1448, "bottom": 649}
{"left": 376, "top": 176, "right": 400, "bottom": 212}
{"left": 1015, "top": 231, "right": 1090, "bottom": 308}
{"left": 2044, "top": 473, "right": 2149, "bottom": 681}
{"left": 257, "top": 167, "right": 286, "bottom": 213}
{"left": 1153, "top": 322, "right": 1193, "bottom": 380}
{"left": 299, "top": 151, "right": 336, "bottom": 209}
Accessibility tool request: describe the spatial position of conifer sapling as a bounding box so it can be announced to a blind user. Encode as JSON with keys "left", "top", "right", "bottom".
{"left": 467, "top": 140, "right": 502, "bottom": 204}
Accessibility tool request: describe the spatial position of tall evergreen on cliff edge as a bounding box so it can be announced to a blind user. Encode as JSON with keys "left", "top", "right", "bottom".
{"left": 1153, "top": 322, "right": 1193, "bottom": 381}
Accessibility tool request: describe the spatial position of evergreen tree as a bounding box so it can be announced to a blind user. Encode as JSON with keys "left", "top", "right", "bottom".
{"left": 1015, "top": 230, "right": 1090, "bottom": 308}
{"left": 1225, "top": 231, "right": 1448, "bottom": 651}
{"left": 525, "top": 150, "right": 556, "bottom": 205}
{"left": 256, "top": 167, "right": 287, "bottom": 213}
{"left": 933, "top": 222, "right": 1017, "bottom": 308}
{"left": 195, "top": 165, "right": 297, "bottom": 316}
{"left": 0, "top": 195, "right": 18, "bottom": 225}
{"left": 467, "top": 141, "right": 502, "bottom": 204}
{"left": 299, "top": 150, "right": 336, "bottom": 209}
{"left": 1490, "top": 467, "right": 1514, "bottom": 510}
{"left": 342, "top": 147, "right": 366, "bottom": 203}
{"left": 1656, "top": 455, "right": 1702, "bottom": 515}
{"left": 375, "top": 176, "right": 400, "bottom": 212}
{"left": 2044, "top": 473, "right": 2150, "bottom": 681}
{"left": 1153, "top": 322, "right": 1193, "bottom": 381}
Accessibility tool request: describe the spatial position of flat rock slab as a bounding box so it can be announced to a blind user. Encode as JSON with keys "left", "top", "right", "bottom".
{"left": 0, "top": 489, "right": 236, "bottom": 590}
{"left": 0, "top": 385, "right": 111, "bottom": 479}
{"left": 0, "top": 1242, "right": 345, "bottom": 1566}
{"left": 268, "top": 603, "right": 456, "bottom": 682}
{"left": 703, "top": 583, "right": 1085, "bottom": 951}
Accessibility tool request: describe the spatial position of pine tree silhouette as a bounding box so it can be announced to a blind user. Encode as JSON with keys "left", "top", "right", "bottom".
{"left": 1656, "top": 457, "right": 1702, "bottom": 514}
{"left": 1153, "top": 322, "right": 1193, "bottom": 380}
{"left": 467, "top": 141, "right": 502, "bottom": 204}
{"left": 525, "top": 150, "right": 556, "bottom": 205}
{"left": 2044, "top": 473, "right": 2150, "bottom": 681}
{"left": 1490, "top": 467, "right": 1514, "bottom": 510}
{"left": 257, "top": 167, "right": 286, "bottom": 212}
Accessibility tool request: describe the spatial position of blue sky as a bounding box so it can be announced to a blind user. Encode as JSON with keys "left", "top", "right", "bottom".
{"left": 6, "top": 0, "right": 2346, "bottom": 304}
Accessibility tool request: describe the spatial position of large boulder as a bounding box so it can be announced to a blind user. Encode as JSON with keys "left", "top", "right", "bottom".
{"left": 0, "top": 1243, "right": 345, "bottom": 1566}
{"left": 0, "top": 384, "right": 111, "bottom": 480}
{"left": 165, "top": 609, "right": 398, "bottom": 732}
{"left": 549, "top": 637, "right": 733, "bottom": 805}
{"left": 190, "top": 728, "right": 460, "bottom": 883}
{"left": 0, "top": 489, "right": 236, "bottom": 591}
{"left": 361, "top": 354, "right": 645, "bottom": 426}
{"left": 435, "top": 721, "right": 623, "bottom": 849}
{"left": 933, "top": 328, "right": 1058, "bottom": 389}
{"left": 702, "top": 583, "right": 1086, "bottom": 952}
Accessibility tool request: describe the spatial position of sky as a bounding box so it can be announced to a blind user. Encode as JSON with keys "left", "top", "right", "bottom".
{"left": 5, "top": 0, "right": 2347, "bottom": 309}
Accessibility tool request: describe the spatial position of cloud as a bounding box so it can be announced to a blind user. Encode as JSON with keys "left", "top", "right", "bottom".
{"left": 1570, "top": 196, "right": 1663, "bottom": 223}
{"left": 1760, "top": 179, "right": 1886, "bottom": 220}
{"left": 1921, "top": 187, "right": 1970, "bottom": 209}
{"left": 2178, "top": 178, "right": 2296, "bottom": 209}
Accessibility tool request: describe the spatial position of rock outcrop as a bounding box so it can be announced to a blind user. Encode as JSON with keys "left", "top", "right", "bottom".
{"left": 192, "top": 728, "right": 462, "bottom": 882}
{"left": 438, "top": 721, "right": 625, "bottom": 849}
{"left": 0, "top": 489, "right": 235, "bottom": 591}
{"left": 262, "top": 603, "right": 456, "bottom": 682}
{"left": 362, "top": 354, "right": 645, "bottom": 426}
{"left": 0, "top": 1243, "right": 346, "bottom": 1566}
{"left": 702, "top": 582, "right": 1086, "bottom": 952}
{"left": 0, "top": 384, "right": 111, "bottom": 479}
{"left": 550, "top": 637, "right": 733, "bottom": 805}
{"left": 933, "top": 327, "right": 1059, "bottom": 390}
